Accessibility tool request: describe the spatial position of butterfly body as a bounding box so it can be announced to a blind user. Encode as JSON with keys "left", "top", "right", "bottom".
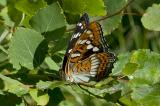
{"left": 61, "top": 13, "right": 115, "bottom": 83}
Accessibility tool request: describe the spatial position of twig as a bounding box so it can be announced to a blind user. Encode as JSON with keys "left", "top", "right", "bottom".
{"left": 122, "top": 12, "right": 142, "bottom": 16}
{"left": 97, "top": 0, "right": 135, "bottom": 22}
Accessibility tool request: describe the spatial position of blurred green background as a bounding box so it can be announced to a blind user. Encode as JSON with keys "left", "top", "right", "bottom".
{"left": 107, "top": 0, "right": 160, "bottom": 53}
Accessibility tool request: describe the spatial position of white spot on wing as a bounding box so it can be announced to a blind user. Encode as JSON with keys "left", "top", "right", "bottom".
{"left": 71, "top": 53, "right": 80, "bottom": 58}
{"left": 87, "top": 44, "right": 93, "bottom": 49}
{"left": 86, "top": 40, "right": 91, "bottom": 44}
{"left": 86, "top": 30, "right": 92, "bottom": 34}
{"left": 77, "top": 23, "right": 82, "bottom": 26}
{"left": 68, "top": 49, "right": 72, "bottom": 53}
{"left": 89, "top": 34, "right": 93, "bottom": 37}
{"left": 93, "top": 47, "right": 99, "bottom": 52}
{"left": 80, "top": 40, "right": 87, "bottom": 44}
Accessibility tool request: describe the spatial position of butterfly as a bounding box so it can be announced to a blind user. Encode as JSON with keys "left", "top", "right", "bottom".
{"left": 61, "top": 13, "right": 115, "bottom": 83}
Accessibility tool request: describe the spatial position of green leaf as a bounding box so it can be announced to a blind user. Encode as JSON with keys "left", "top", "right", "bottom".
{"left": 0, "top": 93, "right": 22, "bottom": 106}
{"left": 29, "top": 88, "right": 49, "bottom": 105}
{"left": 111, "top": 52, "right": 131, "bottom": 76}
{"left": 7, "top": 1, "right": 23, "bottom": 26}
{"left": 84, "top": 98, "right": 117, "bottom": 106}
{"left": 95, "top": 77, "right": 114, "bottom": 88}
{"left": 123, "top": 63, "right": 138, "bottom": 75}
{"left": 47, "top": 88, "right": 65, "bottom": 106}
{"left": 36, "top": 80, "right": 53, "bottom": 90}
{"left": 62, "top": 0, "right": 106, "bottom": 16}
{"left": 8, "top": 27, "right": 44, "bottom": 70}
{"left": 47, "top": 31, "right": 70, "bottom": 54}
{"left": 30, "top": 2, "right": 66, "bottom": 33}
{"left": 33, "top": 39, "right": 48, "bottom": 68}
{"left": 119, "top": 95, "right": 138, "bottom": 106}
{"left": 0, "top": 7, "right": 14, "bottom": 27}
{"left": 64, "top": 13, "right": 80, "bottom": 24}
{"left": 112, "top": 49, "right": 160, "bottom": 83}
{"left": 129, "top": 50, "right": 160, "bottom": 85}
{"left": 44, "top": 57, "right": 59, "bottom": 71}
{"left": 85, "top": 0, "right": 107, "bottom": 16}
{"left": 15, "top": 0, "right": 47, "bottom": 16}
{"left": 45, "top": 27, "right": 66, "bottom": 41}
{"left": 62, "top": 0, "right": 86, "bottom": 15}
{"left": 0, "top": 74, "right": 29, "bottom": 97}
{"left": 114, "top": 50, "right": 160, "bottom": 105}
{"left": 21, "top": 15, "right": 32, "bottom": 28}
{"left": 101, "top": 0, "right": 127, "bottom": 35}
{"left": 23, "top": 94, "right": 37, "bottom": 106}
{"left": 131, "top": 84, "right": 160, "bottom": 105}
{"left": 141, "top": 4, "right": 160, "bottom": 31}
{"left": 36, "top": 80, "right": 66, "bottom": 90}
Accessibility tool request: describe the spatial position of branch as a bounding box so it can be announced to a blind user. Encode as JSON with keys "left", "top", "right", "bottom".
{"left": 96, "top": 0, "right": 135, "bottom": 22}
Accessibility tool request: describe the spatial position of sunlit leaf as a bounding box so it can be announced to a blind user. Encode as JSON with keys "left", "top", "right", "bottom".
{"left": 123, "top": 63, "right": 138, "bottom": 75}
{"left": 129, "top": 50, "right": 160, "bottom": 85}
{"left": 141, "top": 4, "right": 160, "bottom": 31}
{"left": 8, "top": 27, "right": 44, "bottom": 70}
{"left": 62, "top": 0, "right": 106, "bottom": 16}
{"left": 15, "top": 0, "right": 47, "bottom": 16}
{"left": 85, "top": 0, "right": 107, "bottom": 16}
{"left": 44, "top": 57, "right": 59, "bottom": 71}
{"left": 101, "top": 0, "right": 127, "bottom": 35}
{"left": 131, "top": 84, "right": 160, "bottom": 105}
{"left": 62, "top": 0, "right": 86, "bottom": 15}
{"left": 0, "top": 7, "right": 14, "bottom": 27}
{"left": 29, "top": 88, "right": 49, "bottom": 105}
{"left": 113, "top": 50, "right": 160, "bottom": 105}
{"left": 30, "top": 2, "right": 66, "bottom": 33}
{"left": 111, "top": 52, "right": 131, "bottom": 76}
{"left": 0, "top": 74, "right": 29, "bottom": 97}
{"left": 36, "top": 80, "right": 66, "bottom": 90}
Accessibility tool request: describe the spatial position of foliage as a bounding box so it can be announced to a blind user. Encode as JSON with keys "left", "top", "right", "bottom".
{"left": 0, "top": 0, "right": 160, "bottom": 105}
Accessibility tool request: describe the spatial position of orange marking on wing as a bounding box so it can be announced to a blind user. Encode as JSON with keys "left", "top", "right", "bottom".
{"left": 79, "top": 33, "right": 89, "bottom": 40}
{"left": 88, "top": 22, "right": 102, "bottom": 46}
{"left": 81, "top": 58, "right": 91, "bottom": 72}
{"left": 96, "top": 52, "right": 109, "bottom": 80}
